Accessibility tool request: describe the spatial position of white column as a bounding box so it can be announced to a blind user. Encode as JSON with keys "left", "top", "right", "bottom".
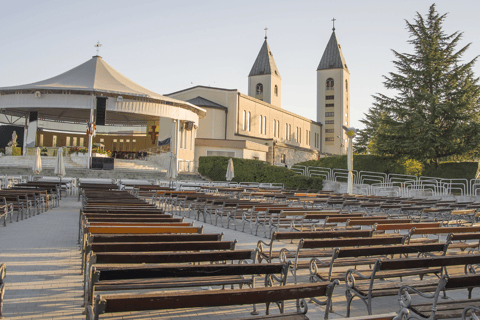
{"left": 87, "top": 108, "right": 94, "bottom": 169}
{"left": 25, "top": 112, "right": 38, "bottom": 150}
{"left": 23, "top": 116, "right": 29, "bottom": 156}
{"left": 176, "top": 120, "right": 180, "bottom": 171}
{"left": 347, "top": 135, "right": 353, "bottom": 195}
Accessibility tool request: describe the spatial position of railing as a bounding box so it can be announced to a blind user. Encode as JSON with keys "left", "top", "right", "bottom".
{"left": 291, "top": 164, "right": 480, "bottom": 198}
{"left": 138, "top": 145, "right": 170, "bottom": 155}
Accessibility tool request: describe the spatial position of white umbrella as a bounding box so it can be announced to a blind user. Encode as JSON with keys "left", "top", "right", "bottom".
{"left": 33, "top": 147, "right": 42, "bottom": 175}
{"left": 166, "top": 152, "right": 177, "bottom": 188}
{"left": 54, "top": 147, "right": 66, "bottom": 199}
{"left": 226, "top": 158, "right": 234, "bottom": 181}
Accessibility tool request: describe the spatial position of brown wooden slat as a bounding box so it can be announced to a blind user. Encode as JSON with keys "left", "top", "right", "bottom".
{"left": 274, "top": 230, "right": 372, "bottom": 240}
{"left": 90, "top": 234, "right": 222, "bottom": 243}
{"left": 91, "top": 241, "right": 235, "bottom": 252}
{"left": 337, "top": 243, "right": 446, "bottom": 258}
{"left": 97, "top": 263, "right": 286, "bottom": 281}
{"left": 94, "top": 250, "right": 255, "bottom": 264}
{"left": 379, "top": 254, "right": 480, "bottom": 270}
{"left": 102, "top": 283, "right": 329, "bottom": 313}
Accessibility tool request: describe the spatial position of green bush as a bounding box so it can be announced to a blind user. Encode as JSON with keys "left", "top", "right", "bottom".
{"left": 11, "top": 147, "right": 21, "bottom": 156}
{"left": 198, "top": 156, "right": 323, "bottom": 190}
{"left": 298, "top": 155, "right": 479, "bottom": 180}
{"left": 422, "top": 162, "right": 478, "bottom": 180}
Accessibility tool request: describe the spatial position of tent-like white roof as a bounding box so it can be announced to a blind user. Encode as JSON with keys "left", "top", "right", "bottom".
{"left": 0, "top": 56, "right": 205, "bottom": 125}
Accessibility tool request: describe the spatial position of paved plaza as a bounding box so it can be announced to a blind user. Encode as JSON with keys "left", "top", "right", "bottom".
{"left": 0, "top": 196, "right": 469, "bottom": 319}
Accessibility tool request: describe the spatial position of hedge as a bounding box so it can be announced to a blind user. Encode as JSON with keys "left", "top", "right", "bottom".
{"left": 297, "top": 155, "right": 479, "bottom": 180}
{"left": 198, "top": 156, "right": 323, "bottom": 190}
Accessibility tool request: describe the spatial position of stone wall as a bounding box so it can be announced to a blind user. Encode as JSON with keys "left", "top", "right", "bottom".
{"left": 273, "top": 145, "right": 318, "bottom": 168}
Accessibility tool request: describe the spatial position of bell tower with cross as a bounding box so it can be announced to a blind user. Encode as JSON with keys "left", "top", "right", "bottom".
{"left": 316, "top": 18, "right": 350, "bottom": 155}
{"left": 247, "top": 27, "right": 282, "bottom": 108}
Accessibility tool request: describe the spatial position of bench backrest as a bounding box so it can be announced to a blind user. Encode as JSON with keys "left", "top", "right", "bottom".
{"left": 92, "top": 249, "right": 256, "bottom": 264}
{"left": 94, "top": 282, "right": 334, "bottom": 316}
{"left": 300, "top": 235, "right": 407, "bottom": 250}
{"left": 273, "top": 230, "right": 373, "bottom": 241}
{"left": 378, "top": 253, "right": 480, "bottom": 271}
{"left": 89, "top": 233, "right": 223, "bottom": 244}
{"left": 337, "top": 242, "right": 447, "bottom": 259}
{"left": 87, "top": 225, "right": 203, "bottom": 234}
{"left": 90, "top": 240, "right": 237, "bottom": 252}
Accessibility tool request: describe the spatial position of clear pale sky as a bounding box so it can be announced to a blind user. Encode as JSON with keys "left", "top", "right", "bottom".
{"left": 1, "top": 0, "right": 479, "bottom": 129}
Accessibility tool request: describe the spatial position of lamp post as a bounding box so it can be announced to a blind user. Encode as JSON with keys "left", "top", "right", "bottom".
{"left": 342, "top": 125, "right": 358, "bottom": 195}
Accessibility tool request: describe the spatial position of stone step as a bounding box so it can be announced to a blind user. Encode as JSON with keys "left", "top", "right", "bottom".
{"left": 0, "top": 167, "right": 205, "bottom": 181}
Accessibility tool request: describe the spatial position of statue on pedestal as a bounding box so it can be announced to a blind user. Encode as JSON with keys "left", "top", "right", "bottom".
{"left": 6, "top": 131, "right": 19, "bottom": 156}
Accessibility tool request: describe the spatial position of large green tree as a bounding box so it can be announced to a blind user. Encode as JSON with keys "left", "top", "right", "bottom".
{"left": 355, "top": 4, "right": 480, "bottom": 164}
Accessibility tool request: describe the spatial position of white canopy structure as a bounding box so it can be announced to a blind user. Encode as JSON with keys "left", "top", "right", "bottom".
{"left": 0, "top": 55, "right": 206, "bottom": 125}
{"left": 0, "top": 55, "right": 206, "bottom": 168}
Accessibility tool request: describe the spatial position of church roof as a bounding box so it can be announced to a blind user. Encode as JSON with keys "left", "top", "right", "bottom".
{"left": 0, "top": 56, "right": 188, "bottom": 104}
{"left": 248, "top": 40, "right": 281, "bottom": 79}
{"left": 317, "top": 31, "right": 349, "bottom": 72}
{"left": 187, "top": 96, "right": 227, "bottom": 110}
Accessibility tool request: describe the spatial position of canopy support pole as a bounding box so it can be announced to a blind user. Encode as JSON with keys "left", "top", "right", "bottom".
{"left": 176, "top": 120, "right": 180, "bottom": 171}
{"left": 87, "top": 108, "right": 94, "bottom": 169}
{"left": 23, "top": 116, "right": 28, "bottom": 156}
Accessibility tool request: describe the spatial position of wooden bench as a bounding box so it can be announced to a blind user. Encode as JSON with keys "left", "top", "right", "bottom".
{"left": 257, "top": 230, "right": 373, "bottom": 263}
{"left": 396, "top": 273, "right": 480, "bottom": 320}
{"left": 86, "top": 282, "right": 339, "bottom": 320}
{"left": 86, "top": 262, "right": 290, "bottom": 311}
{"left": 345, "top": 252, "right": 480, "bottom": 316}
{"left": 408, "top": 226, "right": 480, "bottom": 248}
{"left": 290, "top": 236, "right": 410, "bottom": 283}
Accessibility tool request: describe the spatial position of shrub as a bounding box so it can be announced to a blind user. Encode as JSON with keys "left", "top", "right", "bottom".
{"left": 422, "top": 162, "right": 478, "bottom": 180}
{"left": 198, "top": 156, "right": 323, "bottom": 190}
{"left": 11, "top": 147, "right": 21, "bottom": 156}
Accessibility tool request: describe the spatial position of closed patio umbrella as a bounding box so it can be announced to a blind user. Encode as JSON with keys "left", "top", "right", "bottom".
{"left": 226, "top": 158, "right": 234, "bottom": 181}
{"left": 166, "top": 152, "right": 177, "bottom": 189}
{"left": 33, "top": 147, "right": 42, "bottom": 176}
{"left": 54, "top": 147, "right": 66, "bottom": 199}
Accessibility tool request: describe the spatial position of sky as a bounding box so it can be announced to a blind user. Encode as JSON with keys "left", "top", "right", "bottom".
{"left": 1, "top": 0, "right": 479, "bottom": 129}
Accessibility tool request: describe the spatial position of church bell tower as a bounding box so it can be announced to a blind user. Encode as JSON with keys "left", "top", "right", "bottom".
{"left": 317, "top": 21, "right": 350, "bottom": 155}
{"left": 248, "top": 29, "right": 282, "bottom": 108}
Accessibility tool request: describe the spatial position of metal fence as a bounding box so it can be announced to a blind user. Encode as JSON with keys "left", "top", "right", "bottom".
{"left": 293, "top": 165, "right": 479, "bottom": 197}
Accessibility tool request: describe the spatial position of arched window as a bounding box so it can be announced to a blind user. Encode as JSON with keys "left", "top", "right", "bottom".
{"left": 326, "top": 78, "right": 334, "bottom": 90}
{"left": 274, "top": 85, "right": 278, "bottom": 96}
{"left": 256, "top": 83, "right": 263, "bottom": 95}
{"left": 345, "top": 80, "right": 348, "bottom": 92}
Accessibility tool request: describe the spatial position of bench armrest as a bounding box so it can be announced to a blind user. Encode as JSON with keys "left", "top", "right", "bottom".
{"left": 278, "top": 248, "right": 293, "bottom": 264}
{"left": 397, "top": 275, "right": 448, "bottom": 310}
{"left": 463, "top": 306, "right": 480, "bottom": 320}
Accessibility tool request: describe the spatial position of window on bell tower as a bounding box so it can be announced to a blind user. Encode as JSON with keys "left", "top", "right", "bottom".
{"left": 256, "top": 83, "right": 263, "bottom": 95}
{"left": 274, "top": 85, "right": 278, "bottom": 96}
{"left": 326, "top": 78, "right": 334, "bottom": 90}
{"left": 346, "top": 80, "right": 348, "bottom": 92}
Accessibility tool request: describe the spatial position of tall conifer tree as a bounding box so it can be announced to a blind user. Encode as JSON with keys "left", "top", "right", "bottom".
{"left": 355, "top": 4, "right": 480, "bottom": 164}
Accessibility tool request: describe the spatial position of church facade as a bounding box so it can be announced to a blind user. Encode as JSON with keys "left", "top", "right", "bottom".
{"left": 167, "top": 28, "right": 350, "bottom": 167}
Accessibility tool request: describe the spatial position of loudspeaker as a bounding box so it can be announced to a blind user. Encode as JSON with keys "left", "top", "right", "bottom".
{"left": 29, "top": 111, "right": 38, "bottom": 122}
{"left": 91, "top": 157, "right": 103, "bottom": 170}
{"left": 96, "top": 97, "right": 107, "bottom": 126}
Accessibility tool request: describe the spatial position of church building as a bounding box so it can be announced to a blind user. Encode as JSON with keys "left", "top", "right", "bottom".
{"left": 167, "top": 27, "right": 350, "bottom": 166}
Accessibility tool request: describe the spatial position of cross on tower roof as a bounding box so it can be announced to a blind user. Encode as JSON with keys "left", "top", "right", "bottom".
{"left": 264, "top": 27, "right": 268, "bottom": 40}
{"left": 95, "top": 41, "right": 102, "bottom": 56}
{"left": 332, "top": 18, "right": 336, "bottom": 31}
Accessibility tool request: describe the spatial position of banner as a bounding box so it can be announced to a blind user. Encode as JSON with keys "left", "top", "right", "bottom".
{"left": 157, "top": 137, "right": 171, "bottom": 146}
